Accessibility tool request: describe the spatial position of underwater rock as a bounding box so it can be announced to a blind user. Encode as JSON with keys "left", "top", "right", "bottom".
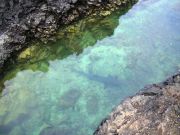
{"left": 86, "top": 96, "right": 99, "bottom": 115}
{"left": 0, "top": 0, "right": 138, "bottom": 68}
{"left": 58, "top": 89, "right": 81, "bottom": 109}
{"left": 39, "top": 126, "right": 73, "bottom": 135}
{"left": 94, "top": 73, "right": 180, "bottom": 135}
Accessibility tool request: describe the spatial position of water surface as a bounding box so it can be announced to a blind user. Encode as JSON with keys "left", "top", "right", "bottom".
{"left": 0, "top": 0, "right": 180, "bottom": 135}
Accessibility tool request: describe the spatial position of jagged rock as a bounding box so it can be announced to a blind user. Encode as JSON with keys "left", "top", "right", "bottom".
{"left": 94, "top": 73, "right": 180, "bottom": 135}
{"left": 0, "top": 0, "right": 138, "bottom": 68}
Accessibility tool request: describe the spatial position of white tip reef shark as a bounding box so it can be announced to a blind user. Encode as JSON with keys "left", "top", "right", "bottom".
{"left": 73, "top": 68, "right": 122, "bottom": 88}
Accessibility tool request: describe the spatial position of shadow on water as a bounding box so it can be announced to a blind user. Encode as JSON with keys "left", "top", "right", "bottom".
{"left": 0, "top": 113, "right": 30, "bottom": 135}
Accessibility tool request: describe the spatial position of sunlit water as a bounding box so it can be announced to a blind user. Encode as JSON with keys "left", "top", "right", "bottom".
{"left": 0, "top": 0, "right": 180, "bottom": 135}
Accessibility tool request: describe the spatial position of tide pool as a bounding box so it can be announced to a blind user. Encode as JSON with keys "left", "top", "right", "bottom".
{"left": 0, "top": 0, "right": 180, "bottom": 135}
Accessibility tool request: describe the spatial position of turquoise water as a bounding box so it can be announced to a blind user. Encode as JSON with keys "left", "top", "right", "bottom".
{"left": 0, "top": 0, "right": 180, "bottom": 135}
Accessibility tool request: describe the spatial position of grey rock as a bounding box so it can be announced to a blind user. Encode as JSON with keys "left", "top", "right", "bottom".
{"left": 94, "top": 73, "right": 180, "bottom": 135}
{"left": 0, "top": 0, "right": 138, "bottom": 68}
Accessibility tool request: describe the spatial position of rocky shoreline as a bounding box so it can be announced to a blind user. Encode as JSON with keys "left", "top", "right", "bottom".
{"left": 94, "top": 72, "right": 180, "bottom": 135}
{"left": 0, "top": 0, "right": 137, "bottom": 69}
{"left": 1, "top": 1, "right": 179, "bottom": 135}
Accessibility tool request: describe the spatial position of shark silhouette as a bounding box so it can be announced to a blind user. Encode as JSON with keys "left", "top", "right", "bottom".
{"left": 73, "top": 68, "right": 122, "bottom": 88}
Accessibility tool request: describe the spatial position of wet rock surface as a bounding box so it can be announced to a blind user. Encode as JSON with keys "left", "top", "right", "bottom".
{"left": 0, "top": 0, "right": 137, "bottom": 68}
{"left": 94, "top": 73, "right": 180, "bottom": 135}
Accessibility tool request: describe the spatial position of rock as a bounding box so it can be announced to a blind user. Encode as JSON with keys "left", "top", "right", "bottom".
{"left": 0, "top": 0, "right": 138, "bottom": 68}
{"left": 94, "top": 73, "right": 180, "bottom": 135}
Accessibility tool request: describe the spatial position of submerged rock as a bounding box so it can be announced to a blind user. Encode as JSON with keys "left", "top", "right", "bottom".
{"left": 94, "top": 73, "right": 180, "bottom": 135}
{"left": 86, "top": 95, "right": 99, "bottom": 115}
{"left": 0, "top": 0, "right": 138, "bottom": 68}
{"left": 58, "top": 89, "right": 81, "bottom": 109}
{"left": 39, "top": 126, "right": 73, "bottom": 135}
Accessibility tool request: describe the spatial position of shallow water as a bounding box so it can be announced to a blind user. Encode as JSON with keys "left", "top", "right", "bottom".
{"left": 0, "top": 0, "right": 180, "bottom": 135}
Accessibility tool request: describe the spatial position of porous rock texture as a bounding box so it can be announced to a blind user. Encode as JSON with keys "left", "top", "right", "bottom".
{"left": 94, "top": 73, "right": 180, "bottom": 135}
{"left": 0, "top": 0, "right": 137, "bottom": 68}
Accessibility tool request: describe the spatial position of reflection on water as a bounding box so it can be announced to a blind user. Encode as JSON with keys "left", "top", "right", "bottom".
{"left": 0, "top": 0, "right": 180, "bottom": 135}
{"left": 0, "top": 8, "right": 125, "bottom": 91}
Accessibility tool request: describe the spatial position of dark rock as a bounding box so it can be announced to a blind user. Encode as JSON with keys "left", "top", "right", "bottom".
{"left": 94, "top": 73, "right": 180, "bottom": 135}
{"left": 0, "top": 0, "right": 138, "bottom": 68}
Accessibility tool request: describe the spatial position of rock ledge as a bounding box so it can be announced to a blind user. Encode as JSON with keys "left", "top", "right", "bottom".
{"left": 94, "top": 73, "right": 180, "bottom": 135}
{"left": 0, "top": 0, "right": 137, "bottom": 68}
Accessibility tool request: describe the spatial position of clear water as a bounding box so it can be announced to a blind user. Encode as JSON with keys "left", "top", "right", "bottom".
{"left": 0, "top": 0, "right": 180, "bottom": 135}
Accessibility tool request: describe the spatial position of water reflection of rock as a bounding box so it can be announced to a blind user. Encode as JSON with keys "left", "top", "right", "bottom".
{"left": 0, "top": 0, "right": 138, "bottom": 69}
{"left": 0, "top": 8, "right": 123, "bottom": 87}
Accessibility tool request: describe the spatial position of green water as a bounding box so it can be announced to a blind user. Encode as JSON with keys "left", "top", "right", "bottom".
{"left": 0, "top": 0, "right": 180, "bottom": 135}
